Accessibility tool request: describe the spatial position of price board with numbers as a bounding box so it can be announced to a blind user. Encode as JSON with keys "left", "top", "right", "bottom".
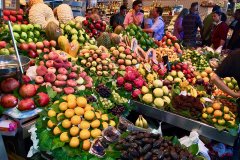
{"left": 2, "top": 0, "right": 20, "bottom": 11}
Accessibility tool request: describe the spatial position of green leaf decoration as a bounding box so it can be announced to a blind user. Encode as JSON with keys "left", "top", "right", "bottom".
{"left": 39, "top": 130, "right": 53, "bottom": 151}
{"left": 52, "top": 137, "right": 65, "bottom": 150}
{"left": 46, "top": 86, "right": 57, "bottom": 99}
{"left": 172, "top": 136, "right": 181, "bottom": 146}
{"left": 188, "top": 143, "right": 199, "bottom": 155}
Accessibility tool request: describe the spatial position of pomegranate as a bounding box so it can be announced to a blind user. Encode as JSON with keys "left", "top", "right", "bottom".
{"left": 18, "top": 98, "right": 36, "bottom": 111}
{"left": 19, "top": 84, "right": 37, "bottom": 98}
{"left": 1, "top": 78, "right": 20, "bottom": 93}
{"left": 35, "top": 92, "right": 50, "bottom": 107}
{"left": 0, "top": 94, "right": 18, "bottom": 108}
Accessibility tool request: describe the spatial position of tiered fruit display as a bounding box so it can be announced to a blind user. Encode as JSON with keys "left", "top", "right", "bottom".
{"left": 33, "top": 51, "right": 93, "bottom": 94}
{"left": 155, "top": 47, "right": 179, "bottom": 62}
{"left": 223, "top": 77, "right": 239, "bottom": 91}
{"left": 60, "top": 20, "right": 95, "bottom": 45}
{"left": 141, "top": 79, "right": 171, "bottom": 109}
{"left": 165, "top": 69, "right": 186, "bottom": 84}
{"left": 46, "top": 95, "right": 116, "bottom": 149}
{"left": 82, "top": 17, "right": 106, "bottom": 38}
{"left": 125, "top": 24, "right": 157, "bottom": 50}
{"left": 2, "top": 9, "right": 28, "bottom": 24}
{"left": 0, "top": 77, "right": 50, "bottom": 110}
{"left": 171, "top": 62, "right": 195, "bottom": 83}
{"left": 78, "top": 44, "right": 117, "bottom": 77}
{"left": 202, "top": 101, "right": 237, "bottom": 128}
{"left": 19, "top": 40, "right": 57, "bottom": 58}
{"left": 0, "top": 41, "right": 15, "bottom": 55}
{"left": 135, "top": 115, "right": 148, "bottom": 128}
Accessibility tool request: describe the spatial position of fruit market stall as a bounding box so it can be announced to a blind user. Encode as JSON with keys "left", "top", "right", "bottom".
{"left": 0, "top": 1, "right": 240, "bottom": 159}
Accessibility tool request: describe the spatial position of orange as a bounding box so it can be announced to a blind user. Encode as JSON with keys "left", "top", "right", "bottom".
{"left": 77, "top": 97, "right": 87, "bottom": 108}
{"left": 82, "top": 139, "right": 91, "bottom": 151}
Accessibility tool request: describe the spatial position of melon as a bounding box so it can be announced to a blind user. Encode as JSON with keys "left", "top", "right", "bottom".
{"left": 114, "top": 25, "right": 124, "bottom": 34}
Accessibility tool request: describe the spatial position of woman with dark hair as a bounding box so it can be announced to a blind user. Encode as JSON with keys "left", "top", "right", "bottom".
{"left": 211, "top": 11, "right": 229, "bottom": 51}
{"left": 173, "top": 8, "right": 189, "bottom": 40}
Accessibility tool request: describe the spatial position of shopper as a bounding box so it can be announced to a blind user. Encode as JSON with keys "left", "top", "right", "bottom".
{"left": 210, "top": 11, "right": 229, "bottom": 51}
{"left": 173, "top": 8, "right": 189, "bottom": 40}
{"left": 211, "top": 49, "right": 240, "bottom": 98}
{"left": 202, "top": 5, "right": 221, "bottom": 46}
{"left": 110, "top": 5, "right": 127, "bottom": 30}
{"left": 227, "top": 9, "right": 240, "bottom": 50}
{"left": 142, "top": 7, "right": 165, "bottom": 41}
{"left": 123, "top": 0, "right": 144, "bottom": 28}
{"left": 182, "top": 2, "right": 203, "bottom": 48}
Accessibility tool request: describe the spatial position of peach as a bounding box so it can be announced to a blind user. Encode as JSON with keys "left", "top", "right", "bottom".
{"left": 56, "top": 74, "right": 67, "bottom": 81}
{"left": 67, "top": 79, "right": 77, "bottom": 87}
{"left": 47, "top": 67, "right": 56, "bottom": 74}
{"left": 68, "top": 72, "right": 78, "bottom": 79}
{"left": 48, "top": 51, "right": 59, "bottom": 60}
{"left": 63, "top": 87, "right": 74, "bottom": 94}
{"left": 46, "top": 60, "right": 54, "bottom": 68}
{"left": 43, "top": 54, "right": 49, "bottom": 60}
{"left": 36, "top": 65, "right": 47, "bottom": 76}
{"left": 54, "top": 80, "right": 66, "bottom": 87}
{"left": 35, "top": 76, "right": 44, "bottom": 84}
{"left": 52, "top": 86, "right": 63, "bottom": 93}
{"left": 44, "top": 73, "right": 56, "bottom": 83}
{"left": 58, "top": 67, "right": 68, "bottom": 75}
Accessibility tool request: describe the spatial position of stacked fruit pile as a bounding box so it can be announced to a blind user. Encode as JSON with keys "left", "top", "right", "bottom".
{"left": 82, "top": 18, "right": 106, "bottom": 38}
{"left": 223, "top": 77, "right": 239, "bottom": 91}
{"left": 171, "top": 62, "right": 195, "bottom": 83}
{"left": 135, "top": 115, "right": 148, "bottom": 129}
{"left": 2, "top": 9, "right": 28, "bottom": 24}
{"left": 0, "top": 41, "right": 15, "bottom": 55}
{"left": 47, "top": 95, "right": 116, "bottom": 149}
{"left": 155, "top": 47, "right": 179, "bottom": 62}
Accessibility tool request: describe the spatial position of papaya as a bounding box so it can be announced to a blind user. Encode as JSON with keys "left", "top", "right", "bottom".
{"left": 58, "top": 36, "right": 70, "bottom": 53}
{"left": 69, "top": 40, "right": 80, "bottom": 58}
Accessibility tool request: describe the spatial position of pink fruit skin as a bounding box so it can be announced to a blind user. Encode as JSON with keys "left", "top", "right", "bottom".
{"left": 84, "top": 76, "right": 93, "bottom": 82}
{"left": 36, "top": 92, "right": 50, "bottom": 107}
{"left": 52, "top": 86, "right": 63, "bottom": 93}
{"left": 67, "top": 79, "right": 77, "bottom": 87}
{"left": 28, "top": 42, "right": 36, "bottom": 51}
{"left": 41, "top": 82, "right": 52, "bottom": 87}
{"left": 22, "top": 75, "right": 31, "bottom": 84}
{"left": 43, "top": 40, "right": 50, "bottom": 48}
{"left": 48, "top": 52, "right": 59, "bottom": 60}
{"left": 0, "top": 94, "right": 18, "bottom": 108}
{"left": 117, "top": 77, "right": 124, "bottom": 86}
{"left": 71, "top": 66, "right": 78, "bottom": 72}
{"left": 68, "top": 72, "right": 78, "bottom": 79}
{"left": 79, "top": 72, "right": 87, "bottom": 78}
{"left": 53, "top": 59, "right": 64, "bottom": 69}
{"left": 58, "top": 67, "right": 68, "bottom": 75}
{"left": 44, "top": 73, "right": 56, "bottom": 83}
{"left": 124, "top": 83, "right": 133, "bottom": 91}
{"left": 47, "top": 67, "right": 56, "bottom": 74}
{"left": 19, "top": 84, "right": 37, "bottom": 98}
{"left": 18, "top": 98, "right": 36, "bottom": 111}
{"left": 124, "top": 48, "right": 131, "bottom": 55}
{"left": 36, "top": 65, "right": 48, "bottom": 76}
{"left": 50, "top": 40, "right": 57, "bottom": 47}
{"left": 63, "top": 87, "right": 75, "bottom": 94}
{"left": 46, "top": 60, "right": 54, "bottom": 68}
{"left": 85, "top": 82, "right": 93, "bottom": 88}
{"left": 133, "top": 77, "right": 144, "bottom": 88}
{"left": 1, "top": 78, "right": 20, "bottom": 93}
{"left": 43, "top": 54, "right": 49, "bottom": 60}
{"left": 0, "top": 41, "right": 7, "bottom": 48}
{"left": 35, "top": 76, "right": 44, "bottom": 84}
{"left": 54, "top": 80, "right": 66, "bottom": 87}
{"left": 132, "top": 89, "right": 141, "bottom": 99}
{"left": 56, "top": 74, "right": 67, "bottom": 81}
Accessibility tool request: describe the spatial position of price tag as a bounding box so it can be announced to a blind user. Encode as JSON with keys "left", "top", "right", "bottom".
{"left": 3, "top": 0, "right": 20, "bottom": 11}
{"left": 130, "top": 38, "right": 138, "bottom": 51}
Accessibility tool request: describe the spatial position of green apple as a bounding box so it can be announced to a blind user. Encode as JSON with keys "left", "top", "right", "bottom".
{"left": 28, "top": 31, "right": 34, "bottom": 38}
{"left": 153, "top": 88, "right": 163, "bottom": 97}
{"left": 60, "top": 24, "right": 65, "bottom": 29}
{"left": 79, "top": 35, "right": 85, "bottom": 43}
{"left": 224, "top": 77, "right": 231, "bottom": 83}
{"left": 71, "top": 34, "right": 78, "bottom": 41}
{"left": 34, "top": 30, "right": 40, "bottom": 37}
{"left": 0, "top": 48, "right": 10, "bottom": 55}
{"left": 13, "top": 32, "right": 20, "bottom": 40}
{"left": 33, "top": 38, "right": 38, "bottom": 43}
{"left": 21, "top": 32, "right": 28, "bottom": 40}
{"left": 228, "top": 82, "right": 234, "bottom": 89}
{"left": 153, "top": 80, "right": 163, "bottom": 88}
{"left": 154, "top": 98, "right": 164, "bottom": 108}
{"left": 70, "top": 28, "right": 78, "bottom": 35}
{"left": 8, "top": 47, "right": 15, "bottom": 54}
{"left": 163, "top": 96, "right": 171, "bottom": 104}
{"left": 232, "top": 78, "right": 237, "bottom": 85}
{"left": 65, "top": 25, "right": 72, "bottom": 32}
{"left": 27, "top": 24, "right": 34, "bottom": 30}
{"left": 13, "top": 24, "right": 21, "bottom": 32}
{"left": 19, "top": 39, "right": 26, "bottom": 43}
{"left": 33, "top": 24, "right": 41, "bottom": 30}
{"left": 21, "top": 24, "right": 28, "bottom": 32}
{"left": 235, "top": 85, "right": 239, "bottom": 91}
{"left": 68, "top": 20, "right": 76, "bottom": 27}
{"left": 27, "top": 38, "right": 33, "bottom": 43}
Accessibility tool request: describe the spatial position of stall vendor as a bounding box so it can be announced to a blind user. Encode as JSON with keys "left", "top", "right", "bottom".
{"left": 211, "top": 50, "right": 240, "bottom": 98}
{"left": 142, "top": 7, "right": 165, "bottom": 41}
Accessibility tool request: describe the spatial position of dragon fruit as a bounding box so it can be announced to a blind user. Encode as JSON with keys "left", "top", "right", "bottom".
{"left": 124, "top": 83, "right": 133, "bottom": 91}
{"left": 133, "top": 77, "right": 144, "bottom": 88}
{"left": 132, "top": 89, "right": 141, "bottom": 98}
{"left": 124, "top": 70, "right": 136, "bottom": 81}
{"left": 117, "top": 77, "right": 125, "bottom": 86}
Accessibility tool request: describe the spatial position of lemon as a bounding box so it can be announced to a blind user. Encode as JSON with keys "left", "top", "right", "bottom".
{"left": 60, "top": 132, "right": 69, "bottom": 142}
{"left": 79, "top": 129, "right": 90, "bottom": 140}
{"left": 47, "top": 120, "right": 55, "bottom": 128}
{"left": 206, "top": 107, "right": 214, "bottom": 114}
{"left": 102, "top": 122, "right": 108, "bottom": 129}
{"left": 84, "top": 104, "right": 93, "bottom": 111}
{"left": 91, "top": 119, "right": 100, "bottom": 128}
{"left": 80, "top": 121, "right": 90, "bottom": 129}
{"left": 77, "top": 97, "right": 87, "bottom": 108}
{"left": 68, "top": 100, "right": 77, "bottom": 109}
{"left": 74, "top": 107, "right": 85, "bottom": 116}
{"left": 84, "top": 110, "right": 95, "bottom": 121}
{"left": 67, "top": 94, "right": 76, "bottom": 101}
{"left": 62, "top": 119, "right": 71, "bottom": 128}
{"left": 69, "top": 137, "right": 80, "bottom": 148}
{"left": 95, "top": 112, "right": 101, "bottom": 119}
{"left": 101, "top": 114, "right": 108, "bottom": 121}
{"left": 71, "top": 115, "right": 81, "bottom": 125}
{"left": 91, "top": 128, "right": 102, "bottom": 138}
{"left": 61, "top": 96, "right": 67, "bottom": 101}
{"left": 59, "top": 102, "right": 68, "bottom": 111}
{"left": 82, "top": 139, "right": 91, "bottom": 151}
{"left": 224, "top": 114, "right": 231, "bottom": 121}
{"left": 70, "top": 126, "right": 80, "bottom": 136}
{"left": 212, "top": 118, "right": 217, "bottom": 123}
{"left": 65, "top": 109, "right": 75, "bottom": 118}
{"left": 57, "top": 113, "right": 64, "bottom": 121}
{"left": 109, "top": 120, "right": 116, "bottom": 127}
{"left": 53, "top": 126, "right": 62, "bottom": 135}
{"left": 223, "top": 106, "right": 229, "bottom": 113}
{"left": 48, "top": 110, "right": 56, "bottom": 117}
{"left": 202, "top": 113, "right": 208, "bottom": 119}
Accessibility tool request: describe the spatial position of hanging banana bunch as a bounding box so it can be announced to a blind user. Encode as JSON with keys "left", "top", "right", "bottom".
{"left": 135, "top": 115, "right": 148, "bottom": 129}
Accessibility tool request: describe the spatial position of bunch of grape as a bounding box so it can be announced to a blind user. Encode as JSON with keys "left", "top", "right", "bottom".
{"left": 110, "top": 105, "right": 125, "bottom": 116}
{"left": 96, "top": 84, "right": 111, "bottom": 98}
{"left": 100, "top": 97, "right": 113, "bottom": 109}
{"left": 87, "top": 95, "right": 97, "bottom": 103}
{"left": 112, "top": 90, "right": 128, "bottom": 104}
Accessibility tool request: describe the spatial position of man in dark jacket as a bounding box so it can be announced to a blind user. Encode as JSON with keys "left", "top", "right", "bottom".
{"left": 110, "top": 5, "right": 127, "bottom": 30}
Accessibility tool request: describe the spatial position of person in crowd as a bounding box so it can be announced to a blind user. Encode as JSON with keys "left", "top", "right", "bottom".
{"left": 182, "top": 2, "right": 203, "bottom": 48}
{"left": 110, "top": 5, "right": 127, "bottom": 30}
{"left": 173, "top": 8, "right": 189, "bottom": 40}
{"left": 123, "top": 0, "right": 144, "bottom": 28}
{"left": 210, "top": 11, "right": 229, "bottom": 51}
{"left": 227, "top": 9, "right": 240, "bottom": 50}
{"left": 202, "top": 5, "right": 221, "bottom": 46}
{"left": 142, "top": 7, "right": 165, "bottom": 41}
{"left": 211, "top": 49, "right": 240, "bottom": 98}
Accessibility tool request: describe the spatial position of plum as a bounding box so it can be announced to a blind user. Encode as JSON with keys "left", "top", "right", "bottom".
{"left": 18, "top": 98, "right": 36, "bottom": 111}
{"left": 1, "top": 94, "right": 18, "bottom": 108}
{"left": 44, "top": 73, "right": 56, "bottom": 83}
{"left": 19, "top": 84, "right": 37, "bottom": 98}
{"left": 1, "top": 78, "right": 20, "bottom": 93}
{"left": 36, "top": 65, "right": 48, "bottom": 76}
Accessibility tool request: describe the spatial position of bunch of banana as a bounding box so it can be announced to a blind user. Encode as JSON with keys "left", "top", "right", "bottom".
{"left": 179, "top": 81, "right": 190, "bottom": 90}
{"left": 135, "top": 115, "right": 148, "bottom": 128}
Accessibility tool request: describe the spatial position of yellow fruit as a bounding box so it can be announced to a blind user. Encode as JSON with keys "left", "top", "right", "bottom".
{"left": 223, "top": 114, "right": 231, "bottom": 121}
{"left": 54, "top": 100, "right": 59, "bottom": 104}
{"left": 218, "top": 119, "right": 226, "bottom": 125}
{"left": 102, "top": 122, "right": 108, "bottom": 129}
{"left": 67, "top": 94, "right": 76, "bottom": 101}
{"left": 65, "top": 109, "right": 75, "bottom": 118}
{"left": 62, "top": 96, "right": 67, "bottom": 100}
{"left": 205, "top": 67, "right": 212, "bottom": 74}
{"left": 202, "top": 113, "right": 208, "bottom": 119}
{"left": 206, "top": 107, "right": 214, "bottom": 114}
{"left": 95, "top": 112, "right": 101, "bottom": 119}
{"left": 84, "top": 104, "right": 93, "bottom": 111}
{"left": 69, "top": 137, "right": 80, "bottom": 148}
{"left": 84, "top": 110, "right": 95, "bottom": 121}
{"left": 213, "top": 110, "right": 223, "bottom": 117}
{"left": 212, "top": 102, "right": 221, "bottom": 110}
{"left": 71, "top": 115, "right": 81, "bottom": 125}
{"left": 70, "top": 126, "right": 80, "bottom": 136}
{"left": 59, "top": 102, "right": 68, "bottom": 111}
{"left": 57, "top": 113, "right": 64, "bottom": 121}
{"left": 82, "top": 139, "right": 91, "bottom": 151}
{"left": 53, "top": 126, "right": 62, "bottom": 135}
{"left": 77, "top": 97, "right": 87, "bottom": 108}
{"left": 223, "top": 106, "right": 229, "bottom": 113}
{"left": 80, "top": 121, "right": 90, "bottom": 129}
{"left": 68, "top": 100, "right": 77, "bottom": 109}
{"left": 79, "top": 129, "right": 90, "bottom": 140}
{"left": 48, "top": 110, "right": 56, "bottom": 117}
{"left": 47, "top": 120, "right": 55, "bottom": 128}
{"left": 91, "top": 128, "right": 102, "bottom": 138}
{"left": 212, "top": 118, "right": 217, "bottom": 123}
{"left": 228, "top": 120, "right": 235, "bottom": 126}
{"left": 203, "top": 108, "right": 206, "bottom": 112}
{"left": 203, "top": 77, "right": 209, "bottom": 83}
{"left": 62, "top": 119, "right": 71, "bottom": 128}
{"left": 60, "top": 132, "right": 69, "bottom": 142}
{"left": 91, "top": 119, "right": 100, "bottom": 128}
{"left": 101, "top": 114, "right": 109, "bottom": 121}
{"left": 201, "top": 71, "right": 208, "bottom": 78}
{"left": 74, "top": 107, "right": 84, "bottom": 116}
{"left": 109, "top": 120, "right": 116, "bottom": 127}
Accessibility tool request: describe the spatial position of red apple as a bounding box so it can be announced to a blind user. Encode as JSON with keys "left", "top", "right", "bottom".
{"left": 0, "top": 41, "right": 7, "bottom": 49}
{"left": 28, "top": 42, "right": 36, "bottom": 51}
{"left": 9, "top": 16, "right": 17, "bottom": 22}
{"left": 43, "top": 40, "right": 50, "bottom": 48}
{"left": 36, "top": 42, "right": 44, "bottom": 49}
{"left": 19, "top": 43, "right": 29, "bottom": 51}
{"left": 19, "top": 84, "right": 37, "bottom": 98}
{"left": 1, "top": 78, "right": 20, "bottom": 93}
{"left": 35, "top": 92, "right": 50, "bottom": 107}
{"left": 17, "top": 15, "right": 23, "bottom": 21}
{"left": 10, "top": 10, "right": 17, "bottom": 15}
{"left": 28, "top": 50, "right": 38, "bottom": 58}
{"left": 3, "top": 10, "right": 10, "bottom": 16}
{"left": 18, "top": 9, "right": 24, "bottom": 15}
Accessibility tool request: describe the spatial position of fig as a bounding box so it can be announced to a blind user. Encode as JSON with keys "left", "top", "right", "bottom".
{"left": 0, "top": 94, "right": 18, "bottom": 108}
{"left": 1, "top": 78, "right": 20, "bottom": 93}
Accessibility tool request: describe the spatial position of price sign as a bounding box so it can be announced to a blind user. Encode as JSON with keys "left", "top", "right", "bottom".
{"left": 3, "top": 0, "right": 20, "bottom": 11}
